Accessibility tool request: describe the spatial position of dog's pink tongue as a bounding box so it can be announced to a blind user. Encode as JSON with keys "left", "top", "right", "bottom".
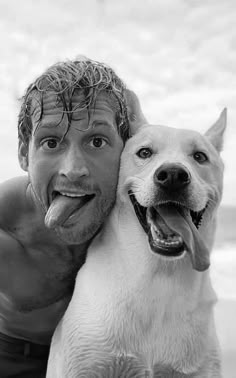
{"left": 45, "top": 195, "right": 85, "bottom": 229}
{"left": 157, "top": 206, "right": 210, "bottom": 272}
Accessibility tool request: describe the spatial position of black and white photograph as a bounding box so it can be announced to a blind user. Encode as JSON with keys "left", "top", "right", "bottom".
{"left": 0, "top": 1, "right": 235, "bottom": 377}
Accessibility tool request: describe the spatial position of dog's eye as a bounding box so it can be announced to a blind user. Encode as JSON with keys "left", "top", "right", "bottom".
{"left": 136, "top": 148, "right": 153, "bottom": 159}
{"left": 193, "top": 151, "right": 208, "bottom": 163}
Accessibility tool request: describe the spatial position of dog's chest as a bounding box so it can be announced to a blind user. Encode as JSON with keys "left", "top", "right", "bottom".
{"left": 110, "top": 290, "right": 198, "bottom": 366}
{"left": 76, "top": 265, "right": 204, "bottom": 370}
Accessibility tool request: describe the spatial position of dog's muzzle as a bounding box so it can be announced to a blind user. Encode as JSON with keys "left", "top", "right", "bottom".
{"left": 128, "top": 188, "right": 210, "bottom": 272}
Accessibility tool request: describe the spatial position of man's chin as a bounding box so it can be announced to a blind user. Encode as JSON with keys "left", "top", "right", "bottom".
{"left": 51, "top": 197, "right": 116, "bottom": 245}
{"left": 54, "top": 222, "right": 101, "bottom": 245}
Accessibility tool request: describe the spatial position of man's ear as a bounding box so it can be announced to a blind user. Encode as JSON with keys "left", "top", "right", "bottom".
{"left": 205, "top": 108, "right": 227, "bottom": 152}
{"left": 125, "top": 89, "right": 148, "bottom": 136}
{"left": 18, "top": 140, "right": 28, "bottom": 172}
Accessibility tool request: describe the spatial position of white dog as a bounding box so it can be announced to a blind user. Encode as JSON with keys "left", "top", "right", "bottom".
{"left": 47, "top": 95, "right": 226, "bottom": 377}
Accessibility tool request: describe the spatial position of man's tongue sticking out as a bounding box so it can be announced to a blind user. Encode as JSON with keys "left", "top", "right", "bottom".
{"left": 157, "top": 206, "right": 210, "bottom": 272}
{"left": 45, "top": 195, "right": 89, "bottom": 229}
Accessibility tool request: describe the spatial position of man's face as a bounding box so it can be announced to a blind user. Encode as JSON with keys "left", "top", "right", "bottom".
{"left": 21, "top": 90, "right": 124, "bottom": 244}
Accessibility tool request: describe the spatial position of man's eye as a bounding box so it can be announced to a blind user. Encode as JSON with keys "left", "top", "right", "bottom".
{"left": 42, "top": 139, "right": 60, "bottom": 150}
{"left": 88, "top": 137, "right": 107, "bottom": 149}
{"left": 136, "top": 147, "right": 153, "bottom": 159}
{"left": 193, "top": 151, "right": 208, "bottom": 163}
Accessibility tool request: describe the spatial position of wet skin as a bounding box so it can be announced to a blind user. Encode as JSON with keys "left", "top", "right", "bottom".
{"left": 0, "top": 91, "right": 124, "bottom": 343}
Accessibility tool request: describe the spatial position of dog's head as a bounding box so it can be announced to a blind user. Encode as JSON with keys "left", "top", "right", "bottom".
{"left": 119, "top": 108, "right": 227, "bottom": 272}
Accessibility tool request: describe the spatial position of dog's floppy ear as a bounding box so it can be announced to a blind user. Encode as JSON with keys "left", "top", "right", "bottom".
{"left": 205, "top": 108, "right": 227, "bottom": 152}
{"left": 125, "top": 89, "right": 148, "bottom": 136}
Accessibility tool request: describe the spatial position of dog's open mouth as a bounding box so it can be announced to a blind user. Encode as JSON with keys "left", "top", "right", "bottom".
{"left": 129, "top": 191, "right": 210, "bottom": 272}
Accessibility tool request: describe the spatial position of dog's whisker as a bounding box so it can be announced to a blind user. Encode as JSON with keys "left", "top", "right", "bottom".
{"left": 132, "top": 176, "right": 146, "bottom": 183}
{"left": 206, "top": 198, "right": 218, "bottom": 208}
{"left": 129, "top": 189, "right": 142, "bottom": 195}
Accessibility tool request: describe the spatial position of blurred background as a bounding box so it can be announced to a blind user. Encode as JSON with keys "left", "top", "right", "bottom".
{"left": 0, "top": 0, "right": 235, "bottom": 375}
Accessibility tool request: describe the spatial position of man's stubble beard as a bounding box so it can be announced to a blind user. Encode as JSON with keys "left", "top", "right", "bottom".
{"left": 54, "top": 195, "right": 117, "bottom": 246}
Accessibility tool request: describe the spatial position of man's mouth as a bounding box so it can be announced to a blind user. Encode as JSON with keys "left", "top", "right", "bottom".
{"left": 129, "top": 191, "right": 210, "bottom": 271}
{"left": 45, "top": 191, "right": 95, "bottom": 229}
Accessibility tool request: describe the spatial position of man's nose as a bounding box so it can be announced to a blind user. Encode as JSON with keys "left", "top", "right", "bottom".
{"left": 59, "top": 148, "right": 89, "bottom": 181}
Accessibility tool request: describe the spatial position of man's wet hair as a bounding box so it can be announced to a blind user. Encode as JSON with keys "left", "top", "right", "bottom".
{"left": 18, "top": 58, "right": 129, "bottom": 146}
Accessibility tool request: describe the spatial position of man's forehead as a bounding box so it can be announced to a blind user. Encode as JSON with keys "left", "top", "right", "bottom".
{"left": 31, "top": 89, "right": 120, "bottom": 121}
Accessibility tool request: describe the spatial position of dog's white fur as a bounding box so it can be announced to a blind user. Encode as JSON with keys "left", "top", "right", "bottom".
{"left": 47, "top": 94, "right": 226, "bottom": 377}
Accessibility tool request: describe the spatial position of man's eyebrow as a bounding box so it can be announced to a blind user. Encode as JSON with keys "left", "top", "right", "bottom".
{"left": 90, "top": 121, "right": 117, "bottom": 133}
{"left": 91, "top": 120, "right": 114, "bottom": 128}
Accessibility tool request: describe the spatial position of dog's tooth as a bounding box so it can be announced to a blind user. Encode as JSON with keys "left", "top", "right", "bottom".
{"left": 155, "top": 237, "right": 183, "bottom": 247}
{"left": 151, "top": 224, "right": 163, "bottom": 240}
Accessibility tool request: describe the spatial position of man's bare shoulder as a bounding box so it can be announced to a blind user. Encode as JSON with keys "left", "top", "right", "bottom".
{"left": 0, "top": 175, "right": 29, "bottom": 260}
{"left": 0, "top": 175, "right": 29, "bottom": 198}
{"left": 0, "top": 175, "right": 30, "bottom": 227}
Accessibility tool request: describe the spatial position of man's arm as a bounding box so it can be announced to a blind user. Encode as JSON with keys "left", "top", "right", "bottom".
{"left": 0, "top": 229, "right": 44, "bottom": 310}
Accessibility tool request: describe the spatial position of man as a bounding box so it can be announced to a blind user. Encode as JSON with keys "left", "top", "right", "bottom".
{"left": 0, "top": 58, "right": 131, "bottom": 377}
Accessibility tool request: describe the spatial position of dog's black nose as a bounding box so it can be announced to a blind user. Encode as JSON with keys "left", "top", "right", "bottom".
{"left": 154, "top": 163, "right": 191, "bottom": 190}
